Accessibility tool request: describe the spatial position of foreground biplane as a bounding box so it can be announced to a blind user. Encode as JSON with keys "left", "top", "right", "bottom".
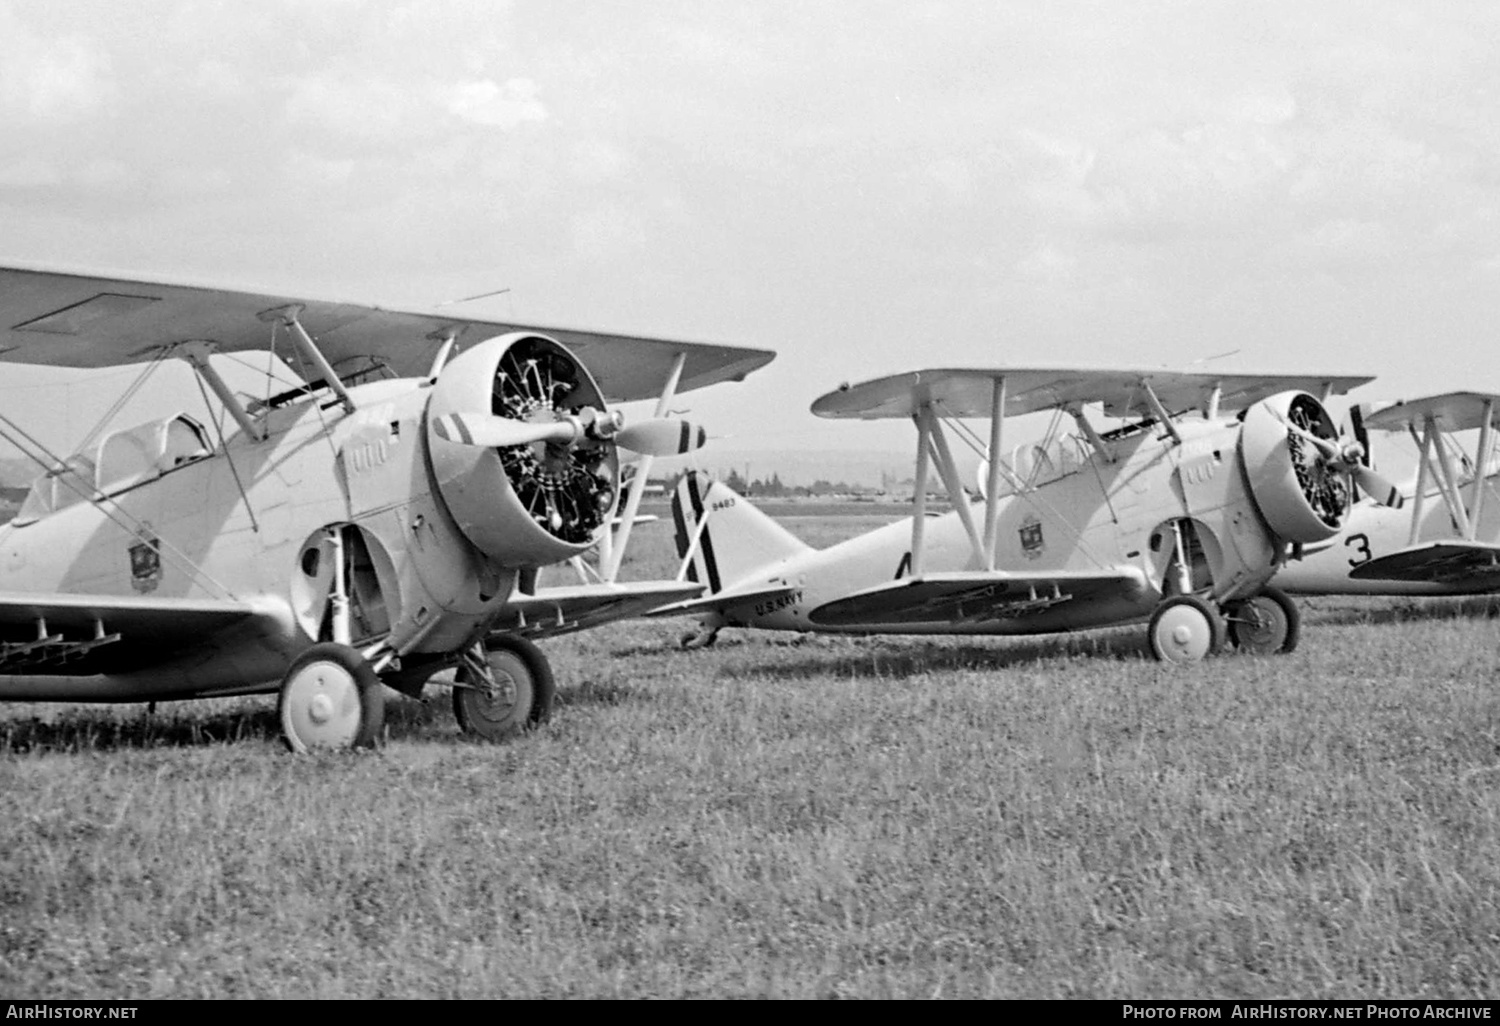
{"left": 660, "top": 366, "right": 1399, "bottom": 662}
{"left": 0, "top": 264, "right": 772, "bottom": 750}
{"left": 1277, "top": 391, "right": 1500, "bottom": 595}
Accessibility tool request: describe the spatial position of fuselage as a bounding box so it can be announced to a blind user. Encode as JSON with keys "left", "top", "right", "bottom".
{"left": 698, "top": 416, "right": 1289, "bottom": 636}
{"left": 0, "top": 374, "right": 519, "bottom": 700}
{"left": 1276, "top": 473, "right": 1500, "bottom": 596}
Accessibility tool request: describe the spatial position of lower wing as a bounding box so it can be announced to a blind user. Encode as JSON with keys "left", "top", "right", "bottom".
{"left": 1348, "top": 541, "right": 1500, "bottom": 587}
{"left": 807, "top": 569, "right": 1147, "bottom": 628}
{"left": 0, "top": 592, "right": 287, "bottom": 675}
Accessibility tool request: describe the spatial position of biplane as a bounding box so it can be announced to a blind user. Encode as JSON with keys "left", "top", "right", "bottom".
{"left": 0, "top": 264, "right": 773, "bottom": 750}
{"left": 1277, "top": 391, "right": 1500, "bottom": 595}
{"left": 659, "top": 366, "right": 1397, "bottom": 661}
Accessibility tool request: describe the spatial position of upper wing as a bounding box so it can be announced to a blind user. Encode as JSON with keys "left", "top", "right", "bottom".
{"left": 1348, "top": 541, "right": 1500, "bottom": 587}
{"left": 0, "top": 264, "right": 775, "bottom": 402}
{"left": 496, "top": 580, "right": 705, "bottom": 639}
{"left": 0, "top": 591, "right": 282, "bottom": 675}
{"left": 812, "top": 368, "right": 1373, "bottom": 421}
{"left": 807, "top": 569, "right": 1146, "bottom": 627}
{"left": 1360, "top": 392, "right": 1500, "bottom": 434}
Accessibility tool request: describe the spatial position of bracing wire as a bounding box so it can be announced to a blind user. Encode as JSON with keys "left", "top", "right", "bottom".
{"left": 0, "top": 411, "right": 240, "bottom": 601}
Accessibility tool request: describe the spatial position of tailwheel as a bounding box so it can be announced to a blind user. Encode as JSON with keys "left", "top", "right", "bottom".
{"left": 1147, "top": 595, "right": 1225, "bottom": 664}
{"left": 679, "top": 619, "right": 721, "bottom": 650}
{"left": 1224, "top": 585, "right": 1300, "bottom": 656}
{"left": 453, "top": 635, "right": 555, "bottom": 741}
{"left": 278, "top": 642, "right": 385, "bottom": 753}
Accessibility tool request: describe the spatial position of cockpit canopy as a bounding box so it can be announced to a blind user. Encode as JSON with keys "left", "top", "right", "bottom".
{"left": 14, "top": 413, "right": 212, "bottom": 525}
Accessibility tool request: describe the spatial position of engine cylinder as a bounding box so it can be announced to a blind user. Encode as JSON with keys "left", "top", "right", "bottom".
{"left": 1238, "top": 390, "right": 1351, "bottom": 544}
{"left": 426, "top": 333, "right": 619, "bottom": 567}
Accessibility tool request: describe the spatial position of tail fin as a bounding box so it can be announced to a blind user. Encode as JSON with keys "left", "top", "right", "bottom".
{"left": 671, "top": 471, "right": 812, "bottom": 593}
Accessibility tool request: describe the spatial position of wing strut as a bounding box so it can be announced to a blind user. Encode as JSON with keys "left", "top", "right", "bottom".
{"left": 1468, "top": 398, "right": 1496, "bottom": 540}
{"left": 922, "top": 406, "right": 985, "bottom": 566}
{"left": 602, "top": 351, "right": 686, "bottom": 582}
{"left": 981, "top": 375, "right": 1006, "bottom": 570}
{"left": 1138, "top": 379, "right": 1182, "bottom": 444}
{"left": 176, "top": 341, "right": 267, "bottom": 442}
{"left": 910, "top": 405, "right": 932, "bottom": 576}
{"left": 1430, "top": 416, "right": 1472, "bottom": 539}
{"left": 257, "top": 304, "right": 356, "bottom": 414}
{"left": 1407, "top": 421, "right": 1433, "bottom": 547}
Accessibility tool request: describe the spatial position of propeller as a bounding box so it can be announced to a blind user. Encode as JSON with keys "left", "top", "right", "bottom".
{"left": 433, "top": 408, "right": 707, "bottom": 457}
{"left": 1283, "top": 420, "right": 1405, "bottom": 509}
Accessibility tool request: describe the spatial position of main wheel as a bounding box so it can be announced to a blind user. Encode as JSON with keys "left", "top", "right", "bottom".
{"left": 1147, "top": 595, "right": 1225, "bottom": 664}
{"left": 1225, "top": 585, "right": 1300, "bottom": 655}
{"left": 278, "top": 642, "right": 385, "bottom": 753}
{"left": 453, "top": 635, "right": 556, "bottom": 741}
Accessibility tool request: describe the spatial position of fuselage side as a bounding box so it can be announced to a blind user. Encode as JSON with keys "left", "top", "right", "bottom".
{"left": 705, "top": 418, "right": 1284, "bottom": 635}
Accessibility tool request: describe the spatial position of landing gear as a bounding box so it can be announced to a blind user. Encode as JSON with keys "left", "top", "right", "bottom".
{"left": 1147, "top": 595, "right": 1225, "bottom": 664}
{"left": 453, "top": 635, "right": 555, "bottom": 741}
{"left": 278, "top": 642, "right": 385, "bottom": 753}
{"left": 1224, "top": 585, "right": 1300, "bottom": 655}
{"left": 679, "top": 616, "right": 722, "bottom": 650}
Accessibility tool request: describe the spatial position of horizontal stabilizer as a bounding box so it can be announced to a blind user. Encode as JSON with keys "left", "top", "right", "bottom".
{"left": 648, "top": 581, "right": 799, "bottom": 619}
{"left": 501, "top": 580, "right": 705, "bottom": 639}
{"left": 1348, "top": 541, "right": 1500, "bottom": 586}
{"left": 807, "top": 569, "right": 1146, "bottom": 628}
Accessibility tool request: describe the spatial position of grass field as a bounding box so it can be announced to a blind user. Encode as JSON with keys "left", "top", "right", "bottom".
{"left": 2, "top": 513, "right": 1499, "bottom": 998}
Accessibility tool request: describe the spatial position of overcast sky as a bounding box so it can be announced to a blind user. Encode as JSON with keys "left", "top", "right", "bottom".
{"left": 2, "top": 0, "right": 1499, "bottom": 461}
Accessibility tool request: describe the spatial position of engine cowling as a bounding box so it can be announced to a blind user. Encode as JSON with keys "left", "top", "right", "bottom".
{"left": 1238, "top": 390, "right": 1352, "bottom": 544}
{"left": 426, "top": 333, "right": 619, "bottom": 567}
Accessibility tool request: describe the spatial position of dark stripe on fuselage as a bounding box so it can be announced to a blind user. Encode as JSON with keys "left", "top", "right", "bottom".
{"left": 455, "top": 416, "right": 474, "bottom": 445}
{"left": 679, "top": 420, "right": 691, "bottom": 455}
{"left": 671, "top": 481, "right": 698, "bottom": 583}
{"left": 686, "top": 472, "right": 722, "bottom": 593}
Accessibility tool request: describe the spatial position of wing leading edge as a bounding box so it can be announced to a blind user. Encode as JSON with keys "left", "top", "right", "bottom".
{"left": 812, "top": 367, "right": 1373, "bottom": 422}
{"left": 807, "top": 569, "right": 1147, "bottom": 628}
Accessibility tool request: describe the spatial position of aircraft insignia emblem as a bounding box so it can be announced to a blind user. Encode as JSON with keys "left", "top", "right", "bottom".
{"left": 1019, "top": 514, "right": 1045, "bottom": 560}
{"left": 129, "top": 527, "right": 162, "bottom": 593}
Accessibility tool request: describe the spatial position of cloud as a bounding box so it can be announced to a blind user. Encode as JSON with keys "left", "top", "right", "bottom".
{"left": 446, "top": 77, "right": 547, "bottom": 129}
{"left": 0, "top": 11, "right": 114, "bottom": 124}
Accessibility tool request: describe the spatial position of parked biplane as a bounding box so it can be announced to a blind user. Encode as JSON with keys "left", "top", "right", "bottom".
{"left": 659, "top": 366, "right": 1399, "bottom": 662}
{"left": 1277, "top": 391, "right": 1500, "bottom": 595}
{"left": 0, "top": 264, "right": 772, "bottom": 750}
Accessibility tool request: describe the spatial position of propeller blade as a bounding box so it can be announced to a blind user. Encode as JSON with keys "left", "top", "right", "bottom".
{"left": 1351, "top": 464, "right": 1405, "bottom": 508}
{"left": 432, "top": 412, "right": 580, "bottom": 449}
{"left": 615, "top": 418, "right": 708, "bottom": 457}
{"left": 1279, "top": 418, "right": 1404, "bottom": 508}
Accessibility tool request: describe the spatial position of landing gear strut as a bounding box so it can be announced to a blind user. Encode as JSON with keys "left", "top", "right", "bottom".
{"left": 679, "top": 616, "right": 722, "bottom": 650}
{"left": 1224, "top": 585, "right": 1300, "bottom": 655}
{"left": 453, "top": 635, "right": 555, "bottom": 740}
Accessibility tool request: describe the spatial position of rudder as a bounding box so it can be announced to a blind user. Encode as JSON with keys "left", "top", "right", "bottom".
{"left": 671, "top": 471, "right": 812, "bottom": 593}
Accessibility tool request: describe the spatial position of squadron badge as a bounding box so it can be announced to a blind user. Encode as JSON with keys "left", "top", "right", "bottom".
{"left": 1018, "top": 514, "right": 1045, "bottom": 560}
{"left": 129, "top": 526, "right": 162, "bottom": 593}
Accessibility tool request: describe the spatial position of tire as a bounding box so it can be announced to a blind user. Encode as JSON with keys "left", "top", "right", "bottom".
{"left": 1225, "top": 585, "right": 1300, "bottom": 655}
{"left": 453, "top": 635, "right": 555, "bottom": 740}
{"left": 1147, "top": 595, "right": 1226, "bottom": 664}
{"left": 278, "top": 642, "right": 385, "bottom": 753}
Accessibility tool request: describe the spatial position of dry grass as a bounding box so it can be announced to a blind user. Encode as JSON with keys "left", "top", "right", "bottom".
{"left": 2, "top": 514, "right": 1499, "bottom": 998}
